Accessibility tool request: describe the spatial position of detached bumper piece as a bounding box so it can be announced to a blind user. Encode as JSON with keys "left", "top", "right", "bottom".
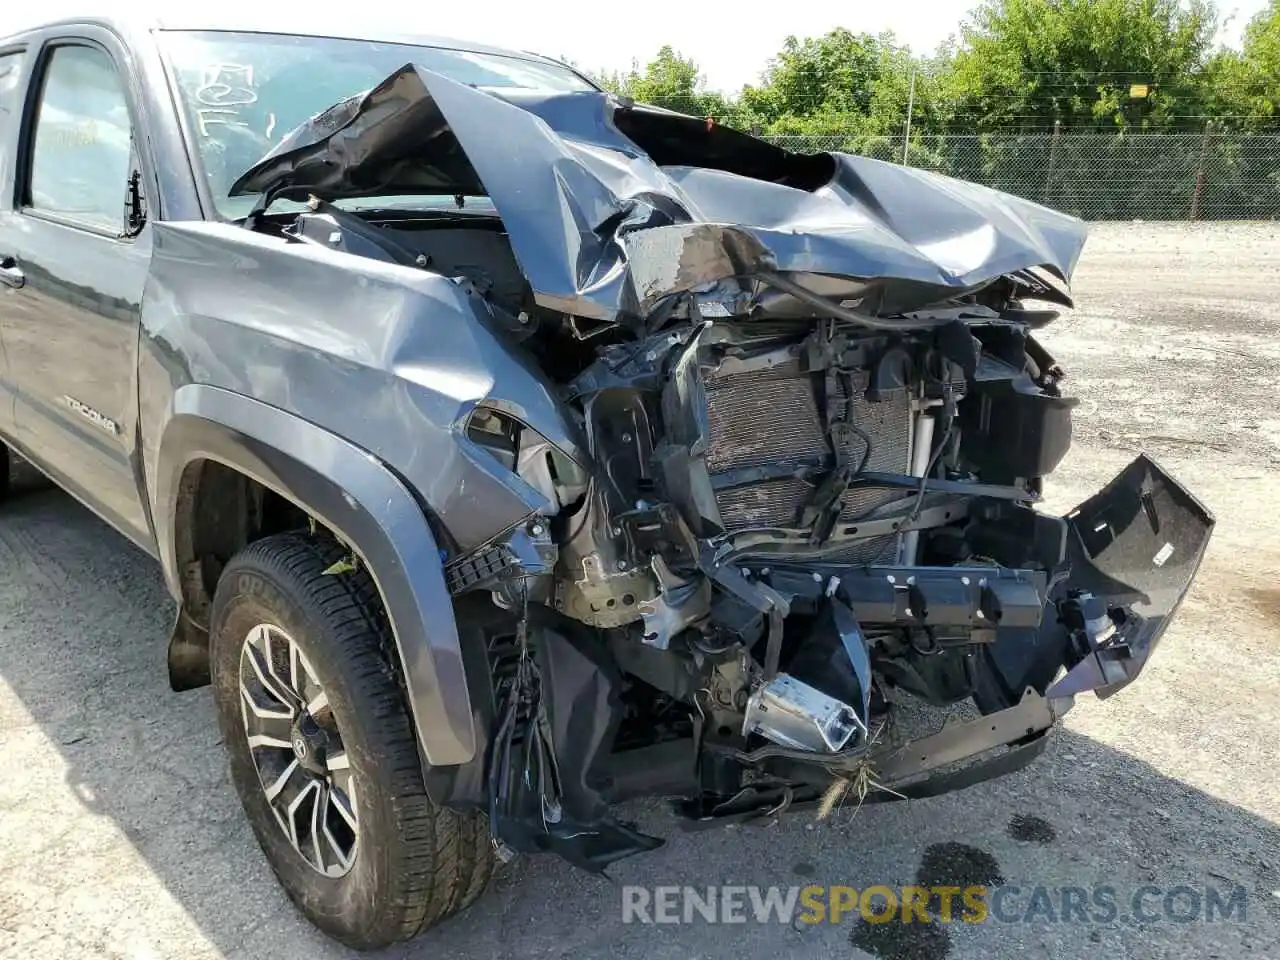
{"left": 864, "top": 457, "right": 1211, "bottom": 800}
{"left": 1048, "top": 453, "right": 1214, "bottom": 703}
{"left": 693, "top": 455, "right": 1212, "bottom": 822}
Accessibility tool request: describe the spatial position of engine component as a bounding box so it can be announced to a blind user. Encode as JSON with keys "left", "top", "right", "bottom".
{"left": 898, "top": 402, "right": 942, "bottom": 564}
{"left": 658, "top": 327, "right": 915, "bottom": 564}
{"left": 637, "top": 556, "right": 711, "bottom": 649}
{"left": 959, "top": 375, "right": 1076, "bottom": 481}
{"left": 706, "top": 363, "right": 910, "bottom": 537}
{"left": 556, "top": 552, "right": 655, "bottom": 628}
{"left": 743, "top": 674, "right": 864, "bottom": 753}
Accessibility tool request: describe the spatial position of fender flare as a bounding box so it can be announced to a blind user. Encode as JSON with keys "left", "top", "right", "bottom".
{"left": 154, "top": 384, "right": 476, "bottom": 766}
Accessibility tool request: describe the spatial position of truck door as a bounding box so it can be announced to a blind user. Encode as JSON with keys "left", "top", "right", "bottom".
{"left": 0, "top": 33, "right": 152, "bottom": 545}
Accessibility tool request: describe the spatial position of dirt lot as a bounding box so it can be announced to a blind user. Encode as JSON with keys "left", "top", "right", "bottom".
{"left": 1, "top": 222, "right": 1279, "bottom": 960}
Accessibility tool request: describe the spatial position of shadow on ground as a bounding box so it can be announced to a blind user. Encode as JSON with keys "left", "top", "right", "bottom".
{"left": 1, "top": 482, "right": 1277, "bottom": 960}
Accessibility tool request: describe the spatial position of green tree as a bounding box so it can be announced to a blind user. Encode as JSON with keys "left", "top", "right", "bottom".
{"left": 736, "top": 30, "right": 931, "bottom": 137}
{"left": 945, "top": 0, "right": 1219, "bottom": 131}
{"left": 599, "top": 46, "right": 733, "bottom": 119}
{"left": 1209, "top": 1, "right": 1280, "bottom": 123}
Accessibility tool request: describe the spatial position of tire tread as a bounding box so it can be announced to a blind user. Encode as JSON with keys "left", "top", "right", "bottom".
{"left": 213, "top": 532, "right": 493, "bottom": 946}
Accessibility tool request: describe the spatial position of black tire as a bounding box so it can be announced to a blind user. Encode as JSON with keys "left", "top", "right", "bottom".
{"left": 209, "top": 532, "right": 494, "bottom": 949}
{"left": 451, "top": 805, "right": 498, "bottom": 913}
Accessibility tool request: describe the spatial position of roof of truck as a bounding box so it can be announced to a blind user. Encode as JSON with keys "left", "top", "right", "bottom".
{"left": 1, "top": 13, "right": 566, "bottom": 68}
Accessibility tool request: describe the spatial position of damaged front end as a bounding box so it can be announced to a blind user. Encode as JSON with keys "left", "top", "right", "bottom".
{"left": 232, "top": 63, "right": 1214, "bottom": 870}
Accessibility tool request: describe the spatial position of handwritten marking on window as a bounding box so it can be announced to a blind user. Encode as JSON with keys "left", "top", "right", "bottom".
{"left": 196, "top": 64, "right": 257, "bottom": 106}
{"left": 196, "top": 108, "right": 251, "bottom": 138}
{"left": 194, "top": 63, "right": 257, "bottom": 138}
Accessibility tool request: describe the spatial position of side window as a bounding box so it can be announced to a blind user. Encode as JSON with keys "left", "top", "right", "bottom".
{"left": 26, "top": 45, "right": 132, "bottom": 232}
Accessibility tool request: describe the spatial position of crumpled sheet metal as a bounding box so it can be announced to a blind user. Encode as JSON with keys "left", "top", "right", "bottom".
{"left": 233, "top": 64, "right": 1089, "bottom": 322}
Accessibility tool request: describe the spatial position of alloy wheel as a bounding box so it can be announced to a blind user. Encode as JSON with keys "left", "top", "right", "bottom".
{"left": 238, "top": 623, "right": 358, "bottom": 877}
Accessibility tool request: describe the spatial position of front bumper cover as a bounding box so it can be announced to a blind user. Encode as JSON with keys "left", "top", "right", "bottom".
{"left": 707, "top": 453, "right": 1213, "bottom": 817}
{"left": 1046, "top": 453, "right": 1214, "bottom": 705}
{"left": 867, "top": 454, "right": 1212, "bottom": 795}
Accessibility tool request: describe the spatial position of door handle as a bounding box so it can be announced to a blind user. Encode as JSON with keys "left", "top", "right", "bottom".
{"left": 0, "top": 255, "right": 24, "bottom": 289}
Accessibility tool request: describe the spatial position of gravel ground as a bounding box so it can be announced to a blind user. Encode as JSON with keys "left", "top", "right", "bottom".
{"left": 2, "top": 222, "right": 1279, "bottom": 960}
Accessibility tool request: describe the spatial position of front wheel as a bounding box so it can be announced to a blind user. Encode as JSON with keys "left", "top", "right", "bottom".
{"left": 209, "top": 532, "right": 493, "bottom": 949}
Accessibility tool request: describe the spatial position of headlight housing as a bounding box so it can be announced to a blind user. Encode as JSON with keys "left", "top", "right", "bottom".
{"left": 466, "top": 407, "right": 588, "bottom": 515}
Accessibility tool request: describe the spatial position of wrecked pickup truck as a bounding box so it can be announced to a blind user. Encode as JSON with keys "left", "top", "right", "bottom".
{"left": 0, "top": 19, "right": 1213, "bottom": 950}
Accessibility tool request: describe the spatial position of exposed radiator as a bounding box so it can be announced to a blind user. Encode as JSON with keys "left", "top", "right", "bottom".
{"left": 702, "top": 360, "right": 913, "bottom": 561}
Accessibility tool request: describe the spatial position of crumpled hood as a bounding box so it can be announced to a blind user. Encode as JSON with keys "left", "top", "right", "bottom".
{"left": 232, "top": 64, "right": 1089, "bottom": 320}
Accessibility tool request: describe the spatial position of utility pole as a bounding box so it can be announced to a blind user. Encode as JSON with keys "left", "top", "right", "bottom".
{"left": 902, "top": 70, "right": 916, "bottom": 165}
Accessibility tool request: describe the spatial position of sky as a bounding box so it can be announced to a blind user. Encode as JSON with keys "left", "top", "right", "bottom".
{"left": 10, "top": 0, "right": 1274, "bottom": 92}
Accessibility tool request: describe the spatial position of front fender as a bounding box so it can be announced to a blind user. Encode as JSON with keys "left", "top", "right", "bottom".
{"left": 155, "top": 384, "right": 476, "bottom": 766}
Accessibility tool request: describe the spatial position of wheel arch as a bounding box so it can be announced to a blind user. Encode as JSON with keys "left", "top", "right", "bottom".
{"left": 154, "top": 384, "right": 477, "bottom": 766}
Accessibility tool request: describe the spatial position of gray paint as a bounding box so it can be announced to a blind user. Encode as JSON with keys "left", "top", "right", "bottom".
{"left": 137, "top": 219, "right": 583, "bottom": 555}
{"left": 154, "top": 386, "right": 476, "bottom": 763}
{"left": 134, "top": 220, "right": 588, "bottom": 762}
{"left": 0, "top": 19, "right": 578, "bottom": 764}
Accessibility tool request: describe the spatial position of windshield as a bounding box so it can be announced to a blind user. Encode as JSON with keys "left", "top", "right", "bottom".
{"left": 161, "top": 31, "right": 594, "bottom": 218}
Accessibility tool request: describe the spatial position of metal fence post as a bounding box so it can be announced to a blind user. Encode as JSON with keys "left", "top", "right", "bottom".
{"left": 1044, "top": 119, "right": 1062, "bottom": 203}
{"left": 902, "top": 70, "right": 916, "bottom": 166}
{"left": 1190, "top": 121, "right": 1214, "bottom": 221}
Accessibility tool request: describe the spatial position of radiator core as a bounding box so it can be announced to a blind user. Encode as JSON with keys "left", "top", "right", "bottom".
{"left": 702, "top": 360, "right": 913, "bottom": 560}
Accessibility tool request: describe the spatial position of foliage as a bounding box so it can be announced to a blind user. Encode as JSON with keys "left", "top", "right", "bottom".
{"left": 943, "top": 0, "right": 1219, "bottom": 131}
{"left": 588, "top": 0, "right": 1275, "bottom": 136}
{"left": 597, "top": 46, "right": 734, "bottom": 120}
{"left": 578, "top": 0, "right": 1280, "bottom": 220}
{"left": 734, "top": 29, "right": 922, "bottom": 137}
{"left": 1208, "top": 1, "right": 1280, "bottom": 123}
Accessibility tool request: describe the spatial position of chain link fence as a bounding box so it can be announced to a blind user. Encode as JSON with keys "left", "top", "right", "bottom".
{"left": 764, "top": 129, "right": 1280, "bottom": 221}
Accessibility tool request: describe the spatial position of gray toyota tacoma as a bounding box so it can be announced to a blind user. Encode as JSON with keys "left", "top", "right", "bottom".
{"left": 0, "top": 17, "right": 1213, "bottom": 950}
